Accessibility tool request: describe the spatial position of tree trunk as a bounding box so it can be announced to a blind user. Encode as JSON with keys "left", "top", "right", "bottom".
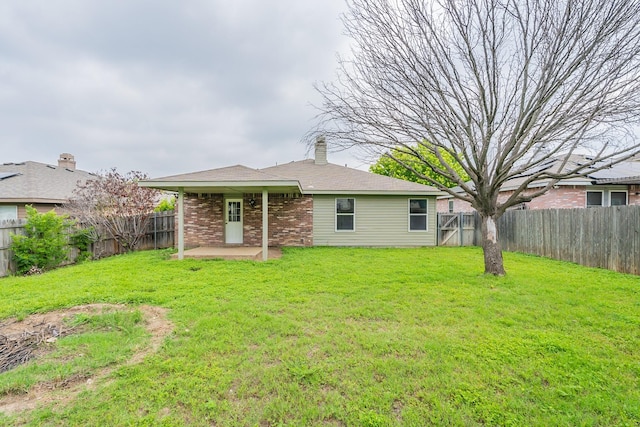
{"left": 481, "top": 214, "right": 506, "bottom": 276}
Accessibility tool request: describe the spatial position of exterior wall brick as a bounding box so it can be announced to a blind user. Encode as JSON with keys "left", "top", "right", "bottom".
{"left": 525, "top": 187, "right": 587, "bottom": 209}
{"left": 243, "top": 194, "right": 313, "bottom": 247}
{"left": 179, "top": 193, "right": 313, "bottom": 248}
{"left": 629, "top": 185, "right": 640, "bottom": 205}
{"left": 181, "top": 194, "right": 224, "bottom": 248}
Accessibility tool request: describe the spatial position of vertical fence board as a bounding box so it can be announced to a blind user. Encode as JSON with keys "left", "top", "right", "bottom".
{"left": 0, "top": 219, "right": 27, "bottom": 277}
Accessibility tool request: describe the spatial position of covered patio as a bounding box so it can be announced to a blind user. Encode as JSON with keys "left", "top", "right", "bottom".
{"left": 140, "top": 165, "right": 302, "bottom": 261}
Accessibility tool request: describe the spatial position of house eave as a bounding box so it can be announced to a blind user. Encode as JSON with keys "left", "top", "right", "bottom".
{"left": 594, "top": 176, "right": 640, "bottom": 185}
{"left": 0, "top": 198, "right": 67, "bottom": 204}
{"left": 139, "top": 180, "right": 303, "bottom": 194}
{"left": 302, "top": 190, "right": 443, "bottom": 196}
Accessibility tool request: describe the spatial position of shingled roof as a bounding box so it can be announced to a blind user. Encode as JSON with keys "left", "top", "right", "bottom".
{"left": 261, "top": 160, "right": 440, "bottom": 195}
{"left": 142, "top": 160, "right": 441, "bottom": 195}
{"left": 142, "top": 137, "right": 442, "bottom": 195}
{"left": 0, "top": 158, "right": 96, "bottom": 203}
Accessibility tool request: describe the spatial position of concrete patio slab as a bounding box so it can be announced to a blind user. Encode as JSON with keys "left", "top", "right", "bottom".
{"left": 171, "top": 247, "right": 282, "bottom": 261}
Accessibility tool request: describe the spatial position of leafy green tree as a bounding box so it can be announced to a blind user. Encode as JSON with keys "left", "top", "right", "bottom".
{"left": 370, "top": 144, "right": 468, "bottom": 188}
{"left": 11, "top": 206, "right": 71, "bottom": 274}
{"left": 154, "top": 196, "right": 176, "bottom": 212}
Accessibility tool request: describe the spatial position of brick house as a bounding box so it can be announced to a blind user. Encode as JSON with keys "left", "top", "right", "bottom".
{"left": 0, "top": 154, "right": 96, "bottom": 220}
{"left": 437, "top": 155, "right": 640, "bottom": 213}
{"left": 141, "top": 139, "right": 443, "bottom": 260}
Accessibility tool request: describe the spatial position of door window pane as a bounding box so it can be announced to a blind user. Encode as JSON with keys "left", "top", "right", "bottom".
{"left": 228, "top": 201, "right": 241, "bottom": 222}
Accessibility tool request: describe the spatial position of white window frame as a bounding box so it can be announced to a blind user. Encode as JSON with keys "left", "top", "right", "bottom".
{"left": 586, "top": 190, "right": 604, "bottom": 208}
{"left": 408, "top": 198, "right": 428, "bottom": 232}
{"left": 610, "top": 190, "right": 628, "bottom": 206}
{"left": 335, "top": 198, "right": 355, "bottom": 232}
{"left": 447, "top": 200, "right": 454, "bottom": 213}
{"left": 0, "top": 205, "right": 18, "bottom": 221}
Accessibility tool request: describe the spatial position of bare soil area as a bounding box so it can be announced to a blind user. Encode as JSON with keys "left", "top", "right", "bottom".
{"left": 0, "top": 304, "right": 173, "bottom": 416}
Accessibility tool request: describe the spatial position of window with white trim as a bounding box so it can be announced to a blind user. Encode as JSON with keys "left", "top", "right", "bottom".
{"left": 448, "top": 200, "right": 454, "bottom": 213}
{"left": 336, "top": 198, "right": 355, "bottom": 231}
{"left": 610, "top": 191, "right": 627, "bottom": 206}
{"left": 0, "top": 205, "right": 17, "bottom": 221}
{"left": 409, "top": 199, "right": 428, "bottom": 231}
{"left": 586, "top": 191, "right": 603, "bottom": 207}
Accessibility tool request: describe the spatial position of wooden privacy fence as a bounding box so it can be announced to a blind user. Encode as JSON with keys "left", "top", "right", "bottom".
{"left": 0, "top": 219, "right": 27, "bottom": 278}
{"left": 498, "top": 206, "right": 640, "bottom": 275}
{"left": 437, "top": 212, "right": 479, "bottom": 246}
{"left": 0, "top": 211, "right": 175, "bottom": 277}
{"left": 91, "top": 210, "right": 175, "bottom": 258}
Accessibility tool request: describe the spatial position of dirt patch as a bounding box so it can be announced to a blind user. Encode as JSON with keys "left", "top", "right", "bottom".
{"left": 0, "top": 304, "right": 173, "bottom": 416}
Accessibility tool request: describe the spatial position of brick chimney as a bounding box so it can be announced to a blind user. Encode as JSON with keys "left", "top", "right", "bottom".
{"left": 58, "top": 153, "right": 76, "bottom": 170}
{"left": 314, "top": 136, "right": 328, "bottom": 165}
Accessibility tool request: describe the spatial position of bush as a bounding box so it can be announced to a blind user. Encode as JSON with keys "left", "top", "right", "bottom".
{"left": 69, "top": 226, "right": 95, "bottom": 262}
{"left": 154, "top": 196, "right": 176, "bottom": 212}
{"left": 11, "top": 206, "right": 72, "bottom": 275}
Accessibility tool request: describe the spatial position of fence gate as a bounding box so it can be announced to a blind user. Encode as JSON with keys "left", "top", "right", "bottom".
{"left": 437, "top": 212, "right": 477, "bottom": 246}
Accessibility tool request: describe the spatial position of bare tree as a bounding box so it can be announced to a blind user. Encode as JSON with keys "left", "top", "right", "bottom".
{"left": 310, "top": 0, "right": 640, "bottom": 274}
{"left": 66, "top": 169, "right": 160, "bottom": 253}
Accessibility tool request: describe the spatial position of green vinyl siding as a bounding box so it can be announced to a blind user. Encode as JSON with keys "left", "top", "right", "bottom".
{"left": 312, "top": 195, "right": 437, "bottom": 246}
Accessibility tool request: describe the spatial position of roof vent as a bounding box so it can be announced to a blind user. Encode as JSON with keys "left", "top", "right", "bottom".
{"left": 314, "top": 136, "right": 328, "bottom": 165}
{"left": 58, "top": 153, "right": 76, "bottom": 170}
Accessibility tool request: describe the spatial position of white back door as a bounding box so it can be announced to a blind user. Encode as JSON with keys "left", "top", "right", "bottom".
{"left": 225, "top": 199, "right": 243, "bottom": 244}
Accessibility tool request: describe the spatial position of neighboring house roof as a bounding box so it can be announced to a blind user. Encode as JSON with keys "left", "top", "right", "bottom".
{"left": 509, "top": 155, "right": 640, "bottom": 189}
{"left": 589, "top": 161, "right": 640, "bottom": 184}
{"left": 142, "top": 159, "right": 442, "bottom": 196}
{"left": 0, "top": 156, "right": 96, "bottom": 204}
{"left": 440, "top": 154, "right": 640, "bottom": 198}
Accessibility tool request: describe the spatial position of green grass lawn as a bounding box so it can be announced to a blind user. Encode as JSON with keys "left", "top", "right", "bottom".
{"left": 0, "top": 247, "right": 639, "bottom": 426}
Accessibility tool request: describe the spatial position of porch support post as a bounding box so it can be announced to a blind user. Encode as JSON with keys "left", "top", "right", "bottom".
{"left": 262, "top": 188, "right": 268, "bottom": 261}
{"left": 177, "top": 187, "right": 184, "bottom": 260}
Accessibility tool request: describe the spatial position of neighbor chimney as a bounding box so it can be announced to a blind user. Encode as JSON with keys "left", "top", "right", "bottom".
{"left": 314, "top": 136, "right": 327, "bottom": 165}
{"left": 58, "top": 153, "right": 76, "bottom": 170}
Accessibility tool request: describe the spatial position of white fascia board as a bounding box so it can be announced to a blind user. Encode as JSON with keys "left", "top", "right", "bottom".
{"left": 303, "top": 190, "right": 444, "bottom": 196}
{"left": 0, "top": 198, "right": 67, "bottom": 204}
{"left": 139, "top": 180, "right": 302, "bottom": 192}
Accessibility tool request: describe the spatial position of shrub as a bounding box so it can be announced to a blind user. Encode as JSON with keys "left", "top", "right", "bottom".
{"left": 11, "top": 206, "right": 72, "bottom": 275}
{"left": 154, "top": 196, "right": 175, "bottom": 212}
{"left": 69, "top": 226, "right": 96, "bottom": 262}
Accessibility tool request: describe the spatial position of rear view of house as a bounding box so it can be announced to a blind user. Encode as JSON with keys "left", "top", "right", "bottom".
{"left": 141, "top": 139, "right": 443, "bottom": 259}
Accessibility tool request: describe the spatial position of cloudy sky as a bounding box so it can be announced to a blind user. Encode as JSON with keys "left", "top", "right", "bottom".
{"left": 0, "top": 0, "right": 369, "bottom": 177}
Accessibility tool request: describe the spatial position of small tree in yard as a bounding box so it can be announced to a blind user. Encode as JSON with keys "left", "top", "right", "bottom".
{"left": 11, "top": 206, "right": 71, "bottom": 275}
{"left": 66, "top": 169, "right": 160, "bottom": 253}
{"left": 310, "top": 0, "right": 640, "bottom": 275}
